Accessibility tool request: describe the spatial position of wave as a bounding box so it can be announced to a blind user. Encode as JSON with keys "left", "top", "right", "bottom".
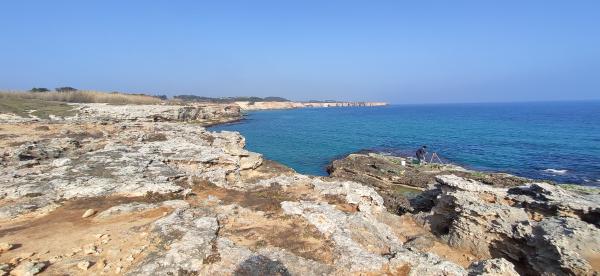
{"left": 543, "top": 169, "right": 568, "bottom": 175}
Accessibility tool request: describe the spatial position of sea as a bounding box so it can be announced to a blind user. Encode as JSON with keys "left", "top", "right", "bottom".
{"left": 210, "top": 101, "right": 600, "bottom": 186}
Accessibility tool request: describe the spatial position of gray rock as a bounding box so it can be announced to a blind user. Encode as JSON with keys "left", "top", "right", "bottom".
{"left": 9, "top": 261, "right": 46, "bottom": 276}
{"left": 526, "top": 217, "right": 600, "bottom": 275}
{"left": 129, "top": 208, "right": 220, "bottom": 275}
{"left": 425, "top": 175, "right": 600, "bottom": 275}
{"left": 0, "top": 263, "right": 12, "bottom": 275}
{"left": 96, "top": 203, "right": 157, "bottom": 219}
{"left": 15, "top": 142, "right": 61, "bottom": 161}
{"left": 468, "top": 258, "right": 519, "bottom": 276}
{"left": 281, "top": 200, "right": 466, "bottom": 274}
{"left": 74, "top": 103, "right": 241, "bottom": 124}
{"left": 508, "top": 182, "right": 600, "bottom": 227}
{"left": 239, "top": 152, "right": 263, "bottom": 170}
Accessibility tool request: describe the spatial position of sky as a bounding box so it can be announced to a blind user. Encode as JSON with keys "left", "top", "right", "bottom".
{"left": 1, "top": 1, "right": 599, "bottom": 104}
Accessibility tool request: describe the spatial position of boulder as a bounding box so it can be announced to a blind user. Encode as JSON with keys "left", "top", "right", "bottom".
{"left": 468, "top": 258, "right": 519, "bottom": 276}
{"left": 81, "top": 209, "right": 96, "bottom": 218}
{"left": 422, "top": 175, "right": 600, "bottom": 275}
{"left": 15, "top": 142, "right": 61, "bottom": 161}
{"left": 9, "top": 261, "right": 46, "bottom": 276}
{"left": 0, "top": 242, "right": 14, "bottom": 252}
{"left": 76, "top": 260, "right": 91, "bottom": 270}
{"left": 239, "top": 152, "right": 263, "bottom": 170}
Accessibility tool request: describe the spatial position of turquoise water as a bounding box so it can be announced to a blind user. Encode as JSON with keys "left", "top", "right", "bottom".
{"left": 210, "top": 101, "right": 600, "bottom": 186}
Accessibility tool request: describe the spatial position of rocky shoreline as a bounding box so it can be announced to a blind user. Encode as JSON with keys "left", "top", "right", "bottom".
{"left": 327, "top": 152, "right": 600, "bottom": 275}
{"left": 0, "top": 103, "right": 598, "bottom": 275}
{"left": 235, "top": 101, "right": 388, "bottom": 111}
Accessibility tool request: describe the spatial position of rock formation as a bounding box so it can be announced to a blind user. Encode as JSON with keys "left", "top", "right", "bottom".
{"left": 74, "top": 103, "right": 241, "bottom": 124}
{"left": 0, "top": 104, "right": 598, "bottom": 275}
{"left": 327, "top": 152, "right": 530, "bottom": 214}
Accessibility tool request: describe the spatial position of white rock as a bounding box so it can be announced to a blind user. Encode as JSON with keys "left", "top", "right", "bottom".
{"left": 77, "top": 260, "right": 91, "bottom": 270}
{"left": 81, "top": 209, "right": 96, "bottom": 218}
{"left": 10, "top": 261, "right": 46, "bottom": 276}
{"left": 0, "top": 242, "right": 14, "bottom": 252}
{"left": 83, "top": 244, "right": 98, "bottom": 255}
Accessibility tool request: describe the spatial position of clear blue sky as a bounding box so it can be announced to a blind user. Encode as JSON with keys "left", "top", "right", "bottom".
{"left": 1, "top": 1, "right": 599, "bottom": 103}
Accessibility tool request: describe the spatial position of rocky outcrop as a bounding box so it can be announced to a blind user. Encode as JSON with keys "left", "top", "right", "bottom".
{"left": 0, "top": 116, "right": 510, "bottom": 275}
{"left": 1, "top": 105, "right": 598, "bottom": 275}
{"left": 74, "top": 103, "right": 241, "bottom": 124}
{"left": 0, "top": 122, "right": 265, "bottom": 220}
{"left": 327, "top": 152, "right": 529, "bottom": 215}
{"left": 418, "top": 174, "right": 600, "bottom": 275}
{"left": 468, "top": 258, "right": 519, "bottom": 276}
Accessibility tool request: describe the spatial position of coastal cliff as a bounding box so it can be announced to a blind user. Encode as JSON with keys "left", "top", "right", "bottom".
{"left": 235, "top": 101, "right": 387, "bottom": 110}
{"left": 0, "top": 104, "right": 598, "bottom": 275}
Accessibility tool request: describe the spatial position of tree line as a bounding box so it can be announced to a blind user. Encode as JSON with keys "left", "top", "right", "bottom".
{"left": 30, "top": 87, "right": 77, "bottom": 92}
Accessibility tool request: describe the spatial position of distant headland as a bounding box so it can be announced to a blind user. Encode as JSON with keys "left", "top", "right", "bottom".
{"left": 173, "top": 95, "right": 388, "bottom": 110}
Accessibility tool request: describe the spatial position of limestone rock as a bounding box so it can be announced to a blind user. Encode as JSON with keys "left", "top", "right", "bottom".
{"left": 77, "top": 260, "right": 91, "bottom": 270}
{"left": 281, "top": 200, "right": 467, "bottom": 274}
{"left": 508, "top": 182, "right": 600, "bottom": 227}
{"left": 4, "top": 104, "right": 598, "bottom": 276}
{"left": 96, "top": 203, "right": 157, "bottom": 219}
{"left": 526, "top": 216, "right": 600, "bottom": 275}
{"left": 0, "top": 243, "right": 14, "bottom": 252}
{"left": 81, "top": 209, "right": 96, "bottom": 218}
{"left": 423, "top": 174, "right": 600, "bottom": 275}
{"left": 9, "top": 261, "right": 46, "bottom": 276}
{"left": 468, "top": 258, "right": 519, "bottom": 276}
{"left": 129, "top": 207, "right": 220, "bottom": 275}
{"left": 83, "top": 244, "right": 98, "bottom": 255}
{"left": 0, "top": 263, "right": 12, "bottom": 275}
{"left": 75, "top": 103, "right": 240, "bottom": 124}
{"left": 239, "top": 152, "right": 263, "bottom": 170}
{"left": 327, "top": 152, "right": 530, "bottom": 215}
{"left": 15, "top": 142, "right": 61, "bottom": 161}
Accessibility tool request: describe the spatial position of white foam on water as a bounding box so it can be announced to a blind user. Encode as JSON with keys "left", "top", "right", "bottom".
{"left": 543, "top": 168, "right": 568, "bottom": 175}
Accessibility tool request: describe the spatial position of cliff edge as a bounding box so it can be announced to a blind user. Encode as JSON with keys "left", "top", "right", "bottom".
{"left": 235, "top": 101, "right": 387, "bottom": 111}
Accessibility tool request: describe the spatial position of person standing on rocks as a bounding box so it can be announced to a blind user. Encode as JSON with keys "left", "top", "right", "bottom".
{"left": 416, "top": 145, "right": 427, "bottom": 164}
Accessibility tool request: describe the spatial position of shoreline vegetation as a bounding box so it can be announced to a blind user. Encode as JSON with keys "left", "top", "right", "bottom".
{"left": 0, "top": 90, "right": 387, "bottom": 111}
{"left": 0, "top": 90, "right": 598, "bottom": 275}
{"left": 0, "top": 90, "right": 163, "bottom": 105}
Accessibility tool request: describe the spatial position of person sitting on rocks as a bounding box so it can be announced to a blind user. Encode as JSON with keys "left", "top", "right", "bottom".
{"left": 416, "top": 145, "right": 427, "bottom": 164}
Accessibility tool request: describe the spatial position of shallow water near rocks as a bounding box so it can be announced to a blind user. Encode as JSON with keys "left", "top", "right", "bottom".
{"left": 211, "top": 101, "right": 600, "bottom": 186}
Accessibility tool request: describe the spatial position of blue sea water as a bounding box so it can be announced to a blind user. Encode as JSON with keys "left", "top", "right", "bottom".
{"left": 210, "top": 101, "right": 600, "bottom": 186}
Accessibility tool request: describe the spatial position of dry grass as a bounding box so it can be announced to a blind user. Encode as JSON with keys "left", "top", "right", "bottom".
{"left": 0, "top": 90, "right": 163, "bottom": 105}
{"left": 0, "top": 94, "right": 76, "bottom": 119}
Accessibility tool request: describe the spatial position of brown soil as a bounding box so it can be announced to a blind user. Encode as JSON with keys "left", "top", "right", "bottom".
{"left": 188, "top": 178, "right": 336, "bottom": 264}
{"left": 0, "top": 196, "right": 171, "bottom": 275}
{"left": 240, "top": 159, "right": 296, "bottom": 183}
{"left": 190, "top": 178, "right": 306, "bottom": 213}
{"left": 324, "top": 194, "right": 359, "bottom": 213}
{"left": 376, "top": 213, "right": 479, "bottom": 268}
{"left": 220, "top": 211, "right": 336, "bottom": 264}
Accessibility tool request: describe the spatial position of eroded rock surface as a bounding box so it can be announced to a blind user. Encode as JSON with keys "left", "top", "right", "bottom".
{"left": 74, "top": 103, "right": 241, "bottom": 124}
{"left": 327, "top": 152, "right": 531, "bottom": 216}
{"left": 1, "top": 105, "right": 598, "bottom": 275}
{"left": 418, "top": 174, "right": 600, "bottom": 275}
